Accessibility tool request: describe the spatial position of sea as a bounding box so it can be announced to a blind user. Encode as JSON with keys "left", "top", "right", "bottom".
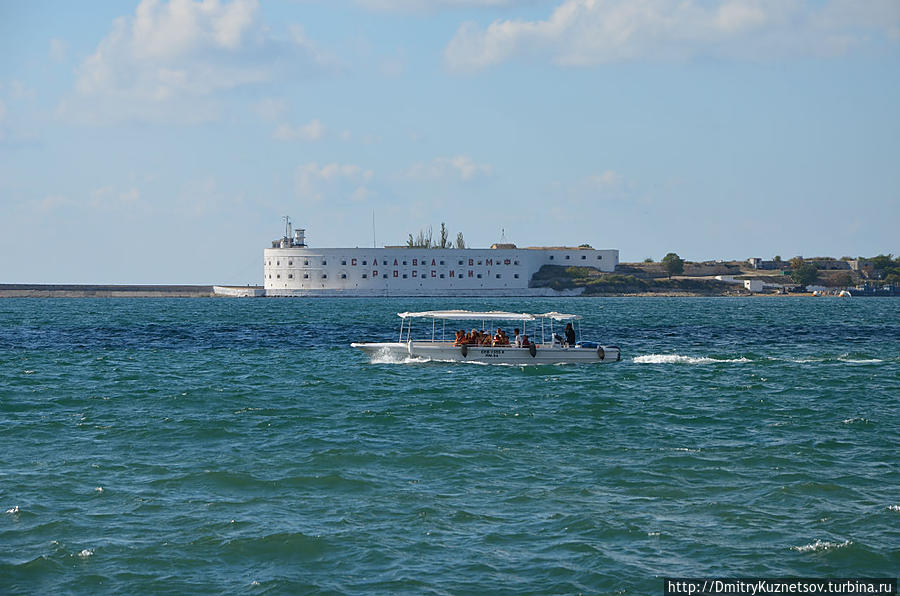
{"left": 1, "top": 297, "right": 897, "bottom": 594}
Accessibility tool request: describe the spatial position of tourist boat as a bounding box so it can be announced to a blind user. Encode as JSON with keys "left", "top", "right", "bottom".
{"left": 351, "top": 310, "right": 621, "bottom": 364}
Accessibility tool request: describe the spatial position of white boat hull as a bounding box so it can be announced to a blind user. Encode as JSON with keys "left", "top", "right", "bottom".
{"left": 351, "top": 342, "right": 621, "bottom": 364}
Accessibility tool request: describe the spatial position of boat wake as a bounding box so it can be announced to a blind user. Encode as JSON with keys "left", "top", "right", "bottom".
{"left": 790, "top": 539, "right": 852, "bottom": 553}
{"left": 369, "top": 347, "right": 423, "bottom": 365}
{"left": 633, "top": 354, "right": 751, "bottom": 365}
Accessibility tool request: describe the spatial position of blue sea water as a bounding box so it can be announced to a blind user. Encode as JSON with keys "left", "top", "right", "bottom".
{"left": 1, "top": 297, "right": 898, "bottom": 594}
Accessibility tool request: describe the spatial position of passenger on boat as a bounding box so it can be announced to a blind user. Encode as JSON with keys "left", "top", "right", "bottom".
{"left": 521, "top": 335, "right": 531, "bottom": 348}
{"left": 480, "top": 332, "right": 491, "bottom": 346}
{"left": 564, "top": 323, "right": 576, "bottom": 347}
{"left": 514, "top": 328, "right": 522, "bottom": 347}
{"left": 453, "top": 330, "right": 465, "bottom": 346}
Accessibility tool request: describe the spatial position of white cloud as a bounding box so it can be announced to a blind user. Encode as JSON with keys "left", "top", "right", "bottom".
{"left": 255, "top": 97, "right": 288, "bottom": 121}
{"left": 273, "top": 119, "right": 326, "bottom": 141}
{"left": 50, "top": 38, "right": 69, "bottom": 63}
{"left": 296, "top": 162, "right": 375, "bottom": 202}
{"left": 59, "top": 0, "right": 335, "bottom": 124}
{"left": 588, "top": 170, "right": 621, "bottom": 188}
{"left": 90, "top": 185, "right": 142, "bottom": 209}
{"left": 34, "top": 194, "right": 72, "bottom": 213}
{"left": 405, "top": 155, "right": 493, "bottom": 181}
{"left": 357, "top": 0, "right": 532, "bottom": 11}
{"left": 444, "top": 0, "right": 900, "bottom": 71}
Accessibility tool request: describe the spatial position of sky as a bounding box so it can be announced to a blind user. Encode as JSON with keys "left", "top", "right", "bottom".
{"left": 1, "top": 0, "right": 898, "bottom": 284}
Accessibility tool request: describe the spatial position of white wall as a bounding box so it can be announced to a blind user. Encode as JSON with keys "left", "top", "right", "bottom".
{"left": 263, "top": 247, "right": 618, "bottom": 296}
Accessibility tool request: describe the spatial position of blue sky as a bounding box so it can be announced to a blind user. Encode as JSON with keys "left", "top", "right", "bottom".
{"left": 1, "top": 0, "right": 898, "bottom": 284}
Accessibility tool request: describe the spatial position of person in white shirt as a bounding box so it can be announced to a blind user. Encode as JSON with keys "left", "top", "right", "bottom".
{"left": 514, "top": 328, "right": 522, "bottom": 347}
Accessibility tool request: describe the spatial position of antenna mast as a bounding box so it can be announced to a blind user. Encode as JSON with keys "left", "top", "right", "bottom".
{"left": 283, "top": 215, "right": 291, "bottom": 240}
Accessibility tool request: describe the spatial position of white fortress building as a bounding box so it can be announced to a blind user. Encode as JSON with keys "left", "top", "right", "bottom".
{"left": 261, "top": 218, "right": 618, "bottom": 297}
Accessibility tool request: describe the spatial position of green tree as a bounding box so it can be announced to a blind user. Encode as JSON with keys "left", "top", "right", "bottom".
{"left": 455, "top": 232, "right": 466, "bottom": 249}
{"left": 773, "top": 255, "right": 782, "bottom": 263}
{"left": 643, "top": 257, "right": 654, "bottom": 263}
{"left": 662, "top": 252, "right": 684, "bottom": 278}
{"left": 439, "top": 222, "right": 449, "bottom": 249}
{"left": 791, "top": 262, "right": 818, "bottom": 286}
{"left": 870, "top": 254, "right": 894, "bottom": 271}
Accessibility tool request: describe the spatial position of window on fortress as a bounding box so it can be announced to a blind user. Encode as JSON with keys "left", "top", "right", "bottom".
{"left": 288, "top": 261, "right": 293, "bottom": 266}
{"left": 322, "top": 260, "right": 327, "bottom": 265}
{"left": 276, "top": 274, "right": 281, "bottom": 279}
{"left": 496, "top": 274, "right": 501, "bottom": 279}
{"left": 321, "top": 274, "right": 327, "bottom": 279}
{"left": 581, "top": 255, "right": 586, "bottom": 260}
{"left": 565, "top": 255, "right": 570, "bottom": 260}
{"left": 362, "top": 261, "right": 367, "bottom": 265}
{"left": 402, "top": 260, "right": 407, "bottom": 265}
{"left": 288, "top": 274, "right": 293, "bottom": 279}
{"left": 514, "top": 274, "right": 519, "bottom": 279}
{"left": 402, "top": 274, "right": 408, "bottom": 279}
{"left": 597, "top": 255, "right": 602, "bottom": 260}
{"left": 276, "top": 261, "right": 280, "bottom": 266}
{"left": 549, "top": 255, "right": 554, "bottom": 260}
{"left": 362, "top": 274, "right": 367, "bottom": 278}
{"left": 341, "top": 260, "right": 346, "bottom": 265}
{"left": 458, "top": 260, "right": 463, "bottom": 265}
{"left": 383, "top": 274, "right": 388, "bottom": 279}
{"left": 440, "top": 274, "right": 445, "bottom": 279}
{"left": 303, "top": 274, "right": 309, "bottom": 279}
{"left": 439, "top": 260, "right": 445, "bottom": 265}
{"left": 514, "top": 260, "right": 519, "bottom": 265}
{"left": 268, "top": 274, "right": 271, "bottom": 279}
{"left": 304, "top": 260, "right": 309, "bottom": 265}
{"left": 341, "top": 274, "right": 347, "bottom": 279}
{"left": 477, "top": 274, "right": 482, "bottom": 279}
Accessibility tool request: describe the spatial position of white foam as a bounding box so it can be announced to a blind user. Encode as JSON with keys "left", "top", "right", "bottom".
{"left": 5, "top": 505, "right": 20, "bottom": 514}
{"left": 94, "top": 486, "right": 104, "bottom": 493}
{"left": 633, "top": 354, "right": 750, "bottom": 365}
{"left": 23, "top": 370, "right": 35, "bottom": 374}
{"left": 790, "top": 539, "right": 851, "bottom": 553}
{"left": 887, "top": 505, "right": 900, "bottom": 512}
{"left": 369, "top": 347, "right": 424, "bottom": 365}
{"left": 77, "top": 548, "right": 94, "bottom": 558}
{"left": 842, "top": 417, "right": 870, "bottom": 425}
{"left": 838, "top": 357, "right": 883, "bottom": 364}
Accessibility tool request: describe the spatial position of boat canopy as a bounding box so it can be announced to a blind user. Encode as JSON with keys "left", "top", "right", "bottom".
{"left": 398, "top": 310, "right": 581, "bottom": 321}
{"left": 399, "top": 310, "right": 534, "bottom": 321}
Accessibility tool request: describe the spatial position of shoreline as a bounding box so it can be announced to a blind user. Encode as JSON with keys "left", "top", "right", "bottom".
{"left": 0, "top": 284, "right": 855, "bottom": 298}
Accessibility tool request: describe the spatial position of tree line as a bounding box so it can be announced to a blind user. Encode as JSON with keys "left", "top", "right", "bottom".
{"left": 407, "top": 223, "right": 465, "bottom": 249}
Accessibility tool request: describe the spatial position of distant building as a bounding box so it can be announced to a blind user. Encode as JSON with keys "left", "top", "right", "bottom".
{"left": 807, "top": 259, "right": 850, "bottom": 270}
{"left": 849, "top": 259, "right": 877, "bottom": 278}
{"left": 743, "top": 279, "right": 764, "bottom": 293}
{"left": 747, "top": 258, "right": 784, "bottom": 271}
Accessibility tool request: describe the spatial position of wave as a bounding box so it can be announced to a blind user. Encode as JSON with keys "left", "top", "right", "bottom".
{"left": 790, "top": 539, "right": 852, "bottom": 553}
{"left": 369, "top": 347, "right": 424, "bottom": 365}
{"left": 789, "top": 354, "right": 884, "bottom": 364}
{"left": 633, "top": 354, "right": 751, "bottom": 365}
{"left": 888, "top": 505, "right": 900, "bottom": 512}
